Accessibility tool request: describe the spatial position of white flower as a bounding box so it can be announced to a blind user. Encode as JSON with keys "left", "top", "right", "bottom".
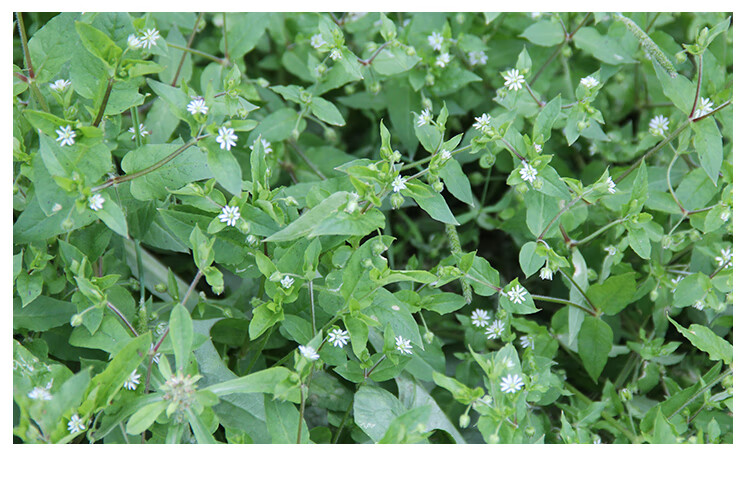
{"left": 580, "top": 76, "right": 599, "bottom": 88}
{"left": 329, "top": 48, "right": 343, "bottom": 61}
{"left": 187, "top": 97, "right": 208, "bottom": 115}
{"left": 246, "top": 234, "right": 258, "bottom": 246}
{"left": 27, "top": 386, "right": 53, "bottom": 401}
{"left": 427, "top": 31, "right": 443, "bottom": 51}
{"left": 216, "top": 126, "right": 238, "bottom": 151}
{"left": 123, "top": 370, "right": 141, "bottom": 390}
{"left": 507, "top": 284, "right": 527, "bottom": 305}
{"left": 692, "top": 300, "right": 705, "bottom": 311}
{"left": 298, "top": 345, "right": 319, "bottom": 360}
{"left": 592, "top": 435, "right": 602, "bottom": 444}
{"left": 440, "top": 149, "right": 452, "bottom": 160}
{"left": 519, "top": 335, "right": 534, "bottom": 349}
{"left": 714, "top": 248, "right": 733, "bottom": 268}
{"left": 67, "top": 414, "right": 86, "bottom": 434}
{"left": 604, "top": 245, "right": 617, "bottom": 256}
{"left": 149, "top": 343, "right": 162, "bottom": 364}
{"left": 671, "top": 275, "right": 684, "bottom": 286}
{"left": 128, "top": 123, "right": 149, "bottom": 140}
{"left": 502, "top": 68, "right": 525, "bottom": 91}
{"left": 49, "top": 79, "right": 71, "bottom": 92}
{"left": 720, "top": 209, "right": 731, "bottom": 222}
{"left": 606, "top": 177, "right": 617, "bottom": 194}
{"left": 139, "top": 28, "right": 161, "bottom": 49}
{"left": 310, "top": 33, "right": 326, "bottom": 49}
{"left": 127, "top": 34, "right": 142, "bottom": 49}
{"left": 51, "top": 203, "right": 62, "bottom": 213}
{"left": 648, "top": 115, "right": 670, "bottom": 137}
{"left": 299, "top": 345, "right": 320, "bottom": 361}
{"left": 519, "top": 163, "right": 538, "bottom": 183}
{"left": 534, "top": 143, "right": 542, "bottom": 153}
{"left": 485, "top": 319, "right": 505, "bottom": 339}
{"left": 473, "top": 113, "right": 492, "bottom": 133}
{"left": 470, "top": 309, "right": 490, "bottom": 327}
{"left": 155, "top": 322, "right": 168, "bottom": 336}
{"left": 416, "top": 109, "right": 432, "bottom": 127}
{"left": 250, "top": 137, "right": 273, "bottom": 154}
{"left": 530, "top": 12, "right": 542, "bottom": 19}
{"left": 500, "top": 374, "right": 524, "bottom": 393}
{"left": 468, "top": 50, "right": 488, "bottom": 66}
{"left": 327, "top": 329, "right": 350, "bottom": 348}
{"left": 540, "top": 267, "right": 553, "bottom": 280}
{"left": 218, "top": 205, "right": 240, "bottom": 227}
{"left": 280, "top": 275, "right": 294, "bottom": 289}
{"left": 395, "top": 335, "right": 413, "bottom": 355}
{"left": 693, "top": 97, "right": 713, "bottom": 118}
{"left": 435, "top": 53, "right": 451, "bottom": 68}
{"left": 391, "top": 175, "right": 407, "bottom": 193}
{"left": 55, "top": 125, "right": 76, "bottom": 147}
{"left": 88, "top": 193, "right": 105, "bottom": 211}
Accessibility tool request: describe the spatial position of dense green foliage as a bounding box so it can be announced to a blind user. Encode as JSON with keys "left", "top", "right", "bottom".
{"left": 13, "top": 12, "right": 732, "bottom": 444}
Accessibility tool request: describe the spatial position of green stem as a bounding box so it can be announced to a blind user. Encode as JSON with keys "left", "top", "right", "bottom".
{"left": 308, "top": 280, "right": 316, "bottom": 335}
{"left": 557, "top": 268, "right": 598, "bottom": 312}
{"left": 131, "top": 106, "right": 142, "bottom": 148}
{"left": 570, "top": 217, "right": 628, "bottom": 248}
{"left": 288, "top": 140, "right": 327, "bottom": 180}
{"left": 16, "top": 13, "right": 50, "bottom": 113}
{"left": 91, "top": 136, "right": 207, "bottom": 192}
{"left": 134, "top": 239, "right": 146, "bottom": 307}
{"left": 172, "top": 12, "right": 204, "bottom": 87}
{"left": 537, "top": 195, "right": 584, "bottom": 241}
{"left": 692, "top": 99, "right": 732, "bottom": 122}
{"left": 666, "top": 149, "right": 686, "bottom": 213}
{"left": 614, "top": 120, "right": 690, "bottom": 183}
{"left": 667, "top": 368, "right": 732, "bottom": 420}
{"left": 688, "top": 54, "right": 703, "bottom": 119}
{"left": 401, "top": 145, "right": 472, "bottom": 171}
{"left": 223, "top": 12, "right": 229, "bottom": 62}
{"left": 564, "top": 382, "right": 641, "bottom": 443}
{"left": 531, "top": 293, "right": 597, "bottom": 316}
{"left": 107, "top": 301, "right": 139, "bottom": 336}
{"left": 166, "top": 42, "right": 227, "bottom": 65}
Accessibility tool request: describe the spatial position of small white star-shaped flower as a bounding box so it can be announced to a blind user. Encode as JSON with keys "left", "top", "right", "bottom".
{"left": 470, "top": 309, "right": 490, "bottom": 327}
{"left": 427, "top": 31, "right": 443, "bottom": 51}
{"left": 246, "top": 234, "right": 258, "bottom": 246}
{"left": 298, "top": 345, "right": 319, "bottom": 361}
{"left": 604, "top": 245, "right": 617, "bottom": 256}
{"left": 720, "top": 209, "right": 731, "bottom": 222}
{"left": 534, "top": 143, "right": 542, "bottom": 153}
{"left": 327, "top": 329, "right": 350, "bottom": 348}
{"left": 473, "top": 113, "right": 491, "bottom": 133}
{"left": 519, "top": 335, "right": 534, "bottom": 349}
{"left": 416, "top": 109, "right": 432, "bottom": 127}
{"left": 392, "top": 175, "right": 407, "bottom": 193}
{"left": 218, "top": 205, "right": 241, "bottom": 227}
{"left": 693, "top": 97, "right": 713, "bottom": 118}
{"left": 89, "top": 193, "right": 105, "bottom": 211}
{"left": 27, "top": 386, "right": 53, "bottom": 401}
{"left": 216, "top": 126, "right": 238, "bottom": 151}
{"left": 139, "top": 28, "right": 160, "bottom": 49}
{"left": 580, "top": 76, "right": 599, "bottom": 88}
{"left": 280, "top": 275, "right": 294, "bottom": 289}
{"left": 55, "top": 125, "right": 76, "bottom": 147}
{"left": 127, "top": 34, "right": 142, "bottom": 49}
{"left": 484, "top": 319, "right": 505, "bottom": 339}
{"left": 648, "top": 115, "right": 670, "bottom": 137}
{"left": 606, "top": 177, "right": 617, "bottom": 194}
{"left": 692, "top": 300, "right": 705, "bottom": 311}
{"left": 67, "top": 414, "right": 86, "bottom": 434}
{"left": 500, "top": 374, "right": 524, "bottom": 393}
{"left": 540, "top": 267, "right": 553, "bottom": 280}
{"left": 519, "top": 163, "right": 538, "bottom": 183}
{"left": 310, "top": 33, "right": 326, "bottom": 49}
{"left": 507, "top": 284, "right": 527, "bottom": 305}
{"left": 250, "top": 137, "right": 273, "bottom": 154}
{"left": 329, "top": 48, "right": 343, "bottom": 61}
{"left": 440, "top": 149, "right": 452, "bottom": 160}
{"left": 502, "top": 68, "right": 525, "bottom": 91}
{"left": 395, "top": 335, "right": 413, "bottom": 355}
{"left": 123, "top": 370, "right": 141, "bottom": 390}
{"left": 149, "top": 343, "right": 162, "bottom": 364}
{"left": 49, "top": 79, "right": 71, "bottom": 92}
{"left": 128, "top": 123, "right": 149, "bottom": 140}
{"left": 671, "top": 276, "right": 684, "bottom": 286}
{"left": 715, "top": 248, "right": 732, "bottom": 268}
{"left": 435, "top": 53, "right": 451, "bottom": 68}
{"left": 187, "top": 97, "right": 209, "bottom": 115}
{"left": 468, "top": 50, "right": 488, "bottom": 66}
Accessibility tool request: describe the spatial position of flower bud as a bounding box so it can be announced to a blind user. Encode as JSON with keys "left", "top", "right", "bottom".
{"left": 479, "top": 153, "right": 495, "bottom": 169}
{"left": 423, "top": 331, "right": 434, "bottom": 344}
{"left": 390, "top": 193, "right": 404, "bottom": 209}
{"left": 237, "top": 220, "right": 250, "bottom": 235}
{"left": 675, "top": 51, "right": 687, "bottom": 63}
{"left": 390, "top": 150, "right": 401, "bottom": 163}
{"left": 487, "top": 434, "right": 500, "bottom": 444}
{"left": 425, "top": 73, "right": 435, "bottom": 86}
{"left": 70, "top": 314, "right": 83, "bottom": 327}
{"left": 61, "top": 218, "right": 75, "bottom": 231}
{"left": 406, "top": 46, "right": 416, "bottom": 56}
{"left": 368, "top": 82, "right": 381, "bottom": 94}
{"left": 619, "top": 388, "right": 633, "bottom": 401}
{"left": 431, "top": 180, "right": 444, "bottom": 193}
{"left": 155, "top": 283, "right": 168, "bottom": 293}
{"left": 459, "top": 414, "right": 470, "bottom": 428}
{"left": 525, "top": 426, "right": 536, "bottom": 437}
{"left": 689, "top": 229, "right": 701, "bottom": 242}
{"left": 372, "top": 241, "right": 387, "bottom": 256}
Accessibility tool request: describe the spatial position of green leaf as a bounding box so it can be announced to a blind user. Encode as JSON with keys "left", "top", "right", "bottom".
{"left": 654, "top": 66, "right": 694, "bottom": 114}
{"left": 186, "top": 407, "right": 217, "bottom": 444}
{"left": 403, "top": 180, "right": 459, "bottom": 225}
{"left": 206, "top": 146, "right": 243, "bottom": 196}
{"left": 673, "top": 272, "right": 712, "bottom": 307}
{"left": 521, "top": 19, "right": 565, "bottom": 46}
{"left": 627, "top": 226, "right": 651, "bottom": 259}
{"left": 587, "top": 272, "right": 636, "bottom": 315}
{"left": 224, "top": 13, "right": 270, "bottom": 59}
{"left": 365, "top": 288, "right": 423, "bottom": 350}
{"left": 439, "top": 159, "right": 474, "bottom": 207}
{"left": 95, "top": 193, "right": 129, "bottom": 238}
{"left": 578, "top": 316, "right": 613, "bottom": 381}
{"left": 573, "top": 27, "right": 636, "bottom": 64}
{"left": 466, "top": 255, "right": 500, "bottom": 297}
{"left": 126, "top": 400, "right": 168, "bottom": 435}
{"left": 533, "top": 95, "right": 561, "bottom": 142}
{"left": 15, "top": 272, "right": 43, "bottom": 308}
{"left": 265, "top": 191, "right": 383, "bottom": 242}
{"left": 353, "top": 385, "right": 406, "bottom": 442}
{"left": 207, "top": 367, "right": 296, "bottom": 396}
{"left": 169, "top": 303, "right": 194, "bottom": 371}
{"left": 668, "top": 317, "right": 732, "bottom": 365}
{"left": 249, "top": 302, "right": 283, "bottom": 340}
{"left": 395, "top": 375, "right": 466, "bottom": 443}
{"left": 421, "top": 292, "right": 466, "bottom": 314}
{"left": 248, "top": 108, "right": 301, "bottom": 144}
{"left": 525, "top": 190, "right": 559, "bottom": 237}
{"left": 311, "top": 97, "right": 345, "bottom": 126}
{"left": 692, "top": 117, "right": 723, "bottom": 185}
{"left": 264, "top": 394, "right": 308, "bottom": 444}
{"left": 75, "top": 21, "right": 122, "bottom": 68}
{"left": 519, "top": 241, "right": 545, "bottom": 278}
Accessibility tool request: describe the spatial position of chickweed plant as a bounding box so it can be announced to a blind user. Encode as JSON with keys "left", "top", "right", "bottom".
{"left": 13, "top": 11, "right": 732, "bottom": 444}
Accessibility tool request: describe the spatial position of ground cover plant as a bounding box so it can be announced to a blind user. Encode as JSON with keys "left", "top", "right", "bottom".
{"left": 13, "top": 11, "right": 733, "bottom": 444}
